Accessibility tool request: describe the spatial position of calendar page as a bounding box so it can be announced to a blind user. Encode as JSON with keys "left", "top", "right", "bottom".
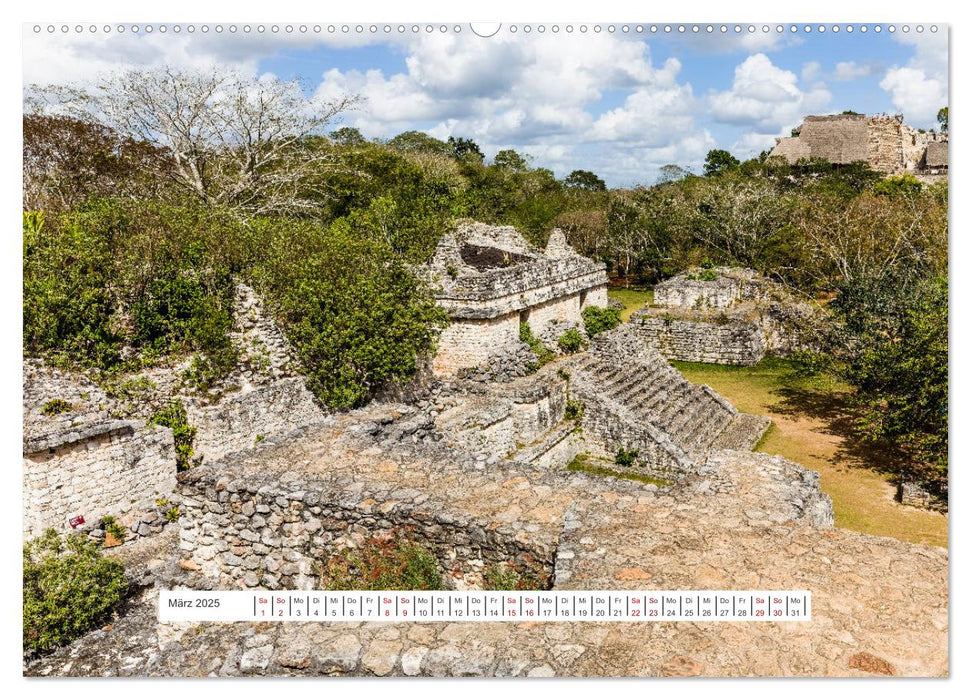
{"left": 20, "top": 10, "right": 949, "bottom": 681}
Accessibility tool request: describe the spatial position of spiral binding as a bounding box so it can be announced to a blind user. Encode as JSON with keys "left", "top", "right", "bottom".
{"left": 31, "top": 23, "right": 939, "bottom": 36}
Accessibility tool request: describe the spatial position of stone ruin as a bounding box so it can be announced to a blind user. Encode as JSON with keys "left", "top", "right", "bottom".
{"left": 770, "top": 113, "right": 948, "bottom": 177}
{"left": 22, "top": 283, "right": 325, "bottom": 543}
{"left": 22, "top": 224, "right": 948, "bottom": 677}
{"left": 629, "top": 267, "right": 817, "bottom": 366}
{"left": 428, "top": 221, "right": 608, "bottom": 377}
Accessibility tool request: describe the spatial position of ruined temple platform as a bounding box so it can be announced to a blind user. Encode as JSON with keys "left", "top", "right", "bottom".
{"left": 26, "top": 407, "right": 948, "bottom": 678}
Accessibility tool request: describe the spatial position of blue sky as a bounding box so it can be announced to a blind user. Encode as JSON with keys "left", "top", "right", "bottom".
{"left": 23, "top": 23, "right": 948, "bottom": 186}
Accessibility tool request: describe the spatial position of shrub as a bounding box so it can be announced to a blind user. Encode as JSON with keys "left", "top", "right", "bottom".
{"left": 320, "top": 533, "right": 443, "bottom": 590}
{"left": 24, "top": 200, "right": 245, "bottom": 374}
{"left": 103, "top": 376, "right": 156, "bottom": 401}
{"left": 581, "top": 305, "right": 621, "bottom": 337}
{"left": 100, "top": 515, "right": 126, "bottom": 540}
{"left": 23, "top": 529, "right": 127, "bottom": 653}
{"left": 23, "top": 207, "right": 124, "bottom": 369}
{"left": 788, "top": 350, "right": 833, "bottom": 378}
{"left": 483, "top": 562, "right": 546, "bottom": 591}
{"left": 253, "top": 218, "right": 448, "bottom": 408}
{"left": 615, "top": 447, "right": 639, "bottom": 467}
{"left": 41, "top": 399, "right": 73, "bottom": 416}
{"left": 557, "top": 328, "right": 586, "bottom": 354}
{"left": 519, "top": 321, "right": 555, "bottom": 369}
{"left": 164, "top": 507, "right": 181, "bottom": 523}
{"left": 151, "top": 399, "right": 197, "bottom": 471}
{"left": 564, "top": 399, "right": 584, "bottom": 421}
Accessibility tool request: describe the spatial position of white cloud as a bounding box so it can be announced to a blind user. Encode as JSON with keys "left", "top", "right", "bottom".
{"left": 801, "top": 61, "right": 821, "bottom": 82}
{"left": 314, "top": 32, "right": 707, "bottom": 179}
{"left": 880, "top": 67, "right": 947, "bottom": 125}
{"left": 833, "top": 60, "right": 882, "bottom": 81}
{"left": 21, "top": 25, "right": 409, "bottom": 87}
{"left": 879, "top": 30, "right": 948, "bottom": 126}
{"left": 708, "top": 53, "right": 831, "bottom": 133}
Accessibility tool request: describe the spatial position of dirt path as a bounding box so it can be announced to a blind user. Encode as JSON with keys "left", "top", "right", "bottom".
{"left": 676, "top": 363, "right": 947, "bottom": 548}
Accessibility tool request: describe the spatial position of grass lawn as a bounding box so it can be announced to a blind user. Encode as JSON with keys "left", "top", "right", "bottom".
{"left": 607, "top": 287, "right": 653, "bottom": 322}
{"left": 673, "top": 358, "right": 947, "bottom": 548}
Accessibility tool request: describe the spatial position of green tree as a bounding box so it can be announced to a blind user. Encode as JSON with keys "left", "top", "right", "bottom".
{"left": 252, "top": 218, "right": 448, "bottom": 408}
{"left": 493, "top": 149, "right": 530, "bottom": 172}
{"left": 832, "top": 274, "right": 948, "bottom": 483}
{"left": 387, "top": 130, "right": 451, "bottom": 156}
{"left": 937, "top": 107, "right": 948, "bottom": 133}
{"left": 448, "top": 135, "right": 484, "bottom": 162}
{"left": 565, "top": 169, "right": 607, "bottom": 191}
{"left": 330, "top": 126, "right": 366, "bottom": 146}
{"left": 657, "top": 164, "right": 689, "bottom": 184}
{"left": 703, "top": 149, "right": 740, "bottom": 177}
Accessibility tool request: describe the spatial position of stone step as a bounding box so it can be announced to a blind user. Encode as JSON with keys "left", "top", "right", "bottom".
{"left": 666, "top": 401, "right": 705, "bottom": 441}
{"left": 612, "top": 365, "right": 667, "bottom": 404}
{"left": 573, "top": 348, "right": 743, "bottom": 468}
{"left": 678, "top": 402, "right": 718, "bottom": 448}
{"left": 685, "top": 410, "right": 733, "bottom": 458}
{"left": 708, "top": 413, "right": 773, "bottom": 452}
{"left": 511, "top": 421, "right": 578, "bottom": 465}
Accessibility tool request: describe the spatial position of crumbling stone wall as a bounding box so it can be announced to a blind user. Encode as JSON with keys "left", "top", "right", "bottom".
{"left": 527, "top": 294, "right": 583, "bottom": 343}
{"left": 640, "top": 268, "right": 817, "bottom": 365}
{"left": 23, "top": 420, "right": 176, "bottom": 539}
{"left": 867, "top": 116, "right": 905, "bottom": 173}
{"left": 187, "top": 378, "right": 323, "bottom": 464}
{"left": 653, "top": 276, "right": 742, "bottom": 310}
{"left": 770, "top": 113, "right": 947, "bottom": 177}
{"left": 437, "top": 373, "right": 569, "bottom": 461}
{"left": 178, "top": 463, "right": 555, "bottom": 591}
{"left": 430, "top": 223, "right": 608, "bottom": 377}
{"left": 632, "top": 316, "right": 766, "bottom": 366}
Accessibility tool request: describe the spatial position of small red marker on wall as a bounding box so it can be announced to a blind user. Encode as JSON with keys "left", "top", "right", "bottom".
{"left": 69, "top": 515, "right": 85, "bottom": 528}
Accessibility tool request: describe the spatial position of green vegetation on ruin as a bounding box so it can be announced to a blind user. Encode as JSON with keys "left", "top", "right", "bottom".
{"left": 565, "top": 452, "right": 673, "bottom": 488}
{"left": 23, "top": 530, "right": 127, "bottom": 653}
{"left": 319, "top": 533, "right": 443, "bottom": 591}
{"left": 22, "top": 70, "right": 948, "bottom": 506}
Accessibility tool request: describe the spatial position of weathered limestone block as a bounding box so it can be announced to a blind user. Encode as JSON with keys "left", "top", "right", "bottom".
{"left": 23, "top": 420, "right": 177, "bottom": 538}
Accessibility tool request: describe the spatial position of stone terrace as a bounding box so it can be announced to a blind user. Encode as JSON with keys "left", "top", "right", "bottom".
{"left": 27, "top": 405, "right": 947, "bottom": 677}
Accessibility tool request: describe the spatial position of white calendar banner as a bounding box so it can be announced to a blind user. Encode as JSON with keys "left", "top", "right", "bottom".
{"left": 159, "top": 590, "right": 811, "bottom": 622}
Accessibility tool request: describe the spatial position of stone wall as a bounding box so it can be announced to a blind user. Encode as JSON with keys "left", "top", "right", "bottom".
{"left": 631, "top": 316, "right": 766, "bottom": 366}
{"left": 437, "top": 373, "right": 569, "bottom": 460}
{"left": 867, "top": 116, "right": 905, "bottom": 173}
{"left": 769, "top": 113, "right": 946, "bottom": 176}
{"left": 654, "top": 277, "right": 741, "bottom": 310}
{"left": 23, "top": 420, "right": 176, "bottom": 538}
{"left": 187, "top": 378, "right": 324, "bottom": 464}
{"left": 430, "top": 222, "right": 608, "bottom": 377}
{"left": 432, "top": 313, "right": 520, "bottom": 376}
{"left": 178, "top": 462, "right": 555, "bottom": 591}
{"left": 526, "top": 293, "right": 583, "bottom": 343}
{"left": 576, "top": 390, "right": 695, "bottom": 480}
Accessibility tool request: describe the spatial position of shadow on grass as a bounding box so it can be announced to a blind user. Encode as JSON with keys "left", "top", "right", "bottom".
{"left": 767, "top": 383, "right": 912, "bottom": 480}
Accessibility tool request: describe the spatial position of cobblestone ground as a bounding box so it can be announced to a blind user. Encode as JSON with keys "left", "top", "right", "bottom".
{"left": 25, "top": 415, "right": 947, "bottom": 678}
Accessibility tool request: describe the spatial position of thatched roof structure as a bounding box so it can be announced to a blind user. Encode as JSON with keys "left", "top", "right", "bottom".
{"left": 798, "top": 115, "right": 870, "bottom": 164}
{"left": 769, "top": 136, "right": 811, "bottom": 164}
{"left": 925, "top": 141, "right": 948, "bottom": 169}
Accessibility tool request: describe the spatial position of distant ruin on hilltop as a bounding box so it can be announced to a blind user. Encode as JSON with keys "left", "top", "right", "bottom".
{"left": 770, "top": 113, "right": 947, "bottom": 176}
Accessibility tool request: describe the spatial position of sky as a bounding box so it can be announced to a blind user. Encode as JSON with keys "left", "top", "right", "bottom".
{"left": 22, "top": 22, "right": 949, "bottom": 187}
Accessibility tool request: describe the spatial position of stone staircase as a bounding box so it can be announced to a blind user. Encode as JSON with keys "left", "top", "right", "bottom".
{"left": 568, "top": 347, "right": 738, "bottom": 468}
